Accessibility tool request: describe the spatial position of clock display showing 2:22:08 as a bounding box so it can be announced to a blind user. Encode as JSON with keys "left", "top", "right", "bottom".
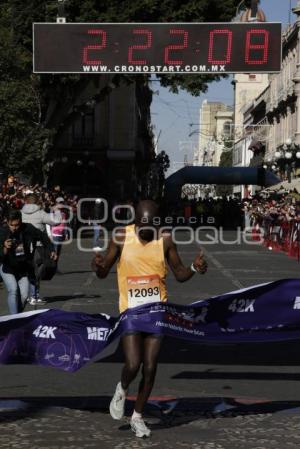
{"left": 33, "top": 23, "right": 282, "bottom": 74}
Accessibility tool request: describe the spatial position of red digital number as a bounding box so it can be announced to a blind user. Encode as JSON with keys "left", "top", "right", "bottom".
{"left": 164, "top": 29, "right": 188, "bottom": 65}
{"left": 208, "top": 29, "right": 233, "bottom": 65}
{"left": 128, "top": 29, "right": 152, "bottom": 65}
{"left": 245, "top": 29, "right": 269, "bottom": 65}
{"left": 82, "top": 30, "right": 107, "bottom": 65}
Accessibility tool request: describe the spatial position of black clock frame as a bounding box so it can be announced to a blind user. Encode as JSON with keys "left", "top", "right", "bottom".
{"left": 33, "top": 22, "right": 282, "bottom": 74}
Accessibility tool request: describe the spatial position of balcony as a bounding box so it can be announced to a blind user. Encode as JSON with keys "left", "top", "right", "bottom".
{"left": 56, "top": 133, "right": 105, "bottom": 150}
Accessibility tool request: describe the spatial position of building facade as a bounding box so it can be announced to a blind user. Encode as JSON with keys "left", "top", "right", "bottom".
{"left": 213, "top": 110, "right": 234, "bottom": 166}
{"left": 264, "top": 22, "right": 298, "bottom": 165}
{"left": 48, "top": 75, "right": 154, "bottom": 200}
{"left": 232, "top": 72, "right": 270, "bottom": 197}
{"left": 194, "top": 100, "right": 233, "bottom": 167}
{"left": 233, "top": 74, "right": 269, "bottom": 131}
{"left": 240, "top": 3, "right": 300, "bottom": 186}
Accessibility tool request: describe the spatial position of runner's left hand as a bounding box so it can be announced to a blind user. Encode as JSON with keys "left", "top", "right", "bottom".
{"left": 193, "top": 251, "right": 208, "bottom": 274}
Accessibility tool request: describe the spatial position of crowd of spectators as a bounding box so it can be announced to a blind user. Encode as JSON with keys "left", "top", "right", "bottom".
{"left": 0, "top": 176, "right": 78, "bottom": 228}
{"left": 167, "top": 197, "right": 244, "bottom": 228}
{"left": 0, "top": 175, "right": 80, "bottom": 311}
{"left": 244, "top": 193, "right": 300, "bottom": 259}
{"left": 2, "top": 175, "right": 299, "bottom": 258}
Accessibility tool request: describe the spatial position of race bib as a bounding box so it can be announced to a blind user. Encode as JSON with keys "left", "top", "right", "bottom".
{"left": 127, "top": 274, "right": 161, "bottom": 308}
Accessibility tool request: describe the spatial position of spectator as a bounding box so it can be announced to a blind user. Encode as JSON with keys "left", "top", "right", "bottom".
{"left": 48, "top": 197, "right": 68, "bottom": 269}
{"left": 21, "top": 193, "right": 62, "bottom": 304}
{"left": 0, "top": 209, "right": 56, "bottom": 314}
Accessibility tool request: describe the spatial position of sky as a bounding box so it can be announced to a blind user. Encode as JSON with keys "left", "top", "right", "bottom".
{"left": 151, "top": 0, "right": 298, "bottom": 173}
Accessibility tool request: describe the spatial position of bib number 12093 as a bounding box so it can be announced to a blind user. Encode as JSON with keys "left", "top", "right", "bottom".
{"left": 128, "top": 286, "right": 160, "bottom": 298}
{"left": 127, "top": 274, "right": 161, "bottom": 308}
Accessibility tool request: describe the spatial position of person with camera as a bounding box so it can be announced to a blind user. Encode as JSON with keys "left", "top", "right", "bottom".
{"left": 0, "top": 209, "right": 56, "bottom": 315}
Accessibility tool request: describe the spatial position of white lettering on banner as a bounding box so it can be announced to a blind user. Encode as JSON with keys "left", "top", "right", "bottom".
{"left": 181, "top": 307, "right": 208, "bottom": 324}
{"left": 58, "top": 355, "right": 71, "bottom": 362}
{"left": 87, "top": 327, "right": 110, "bottom": 341}
{"left": 228, "top": 299, "right": 255, "bottom": 313}
{"left": 155, "top": 321, "right": 205, "bottom": 336}
{"left": 196, "top": 307, "right": 209, "bottom": 323}
{"left": 293, "top": 297, "right": 300, "bottom": 309}
{"left": 74, "top": 354, "right": 81, "bottom": 364}
{"left": 221, "top": 327, "right": 237, "bottom": 333}
{"left": 33, "top": 325, "right": 57, "bottom": 339}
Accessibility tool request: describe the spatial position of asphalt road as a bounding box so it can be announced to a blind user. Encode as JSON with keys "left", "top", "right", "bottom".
{"left": 1, "top": 231, "right": 300, "bottom": 449}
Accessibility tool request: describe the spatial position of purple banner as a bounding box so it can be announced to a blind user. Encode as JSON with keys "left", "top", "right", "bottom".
{"left": 1, "top": 279, "right": 300, "bottom": 372}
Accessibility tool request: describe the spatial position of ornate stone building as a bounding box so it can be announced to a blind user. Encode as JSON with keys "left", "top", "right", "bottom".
{"left": 242, "top": 2, "right": 300, "bottom": 183}
{"left": 195, "top": 100, "right": 233, "bottom": 167}
{"left": 265, "top": 21, "right": 298, "bottom": 159}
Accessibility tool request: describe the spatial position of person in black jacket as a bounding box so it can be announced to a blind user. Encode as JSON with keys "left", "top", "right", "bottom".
{"left": 0, "top": 209, "right": 56, "bottom": 314}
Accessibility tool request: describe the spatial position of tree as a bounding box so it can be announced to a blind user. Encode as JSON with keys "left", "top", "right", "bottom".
{"left": 0, "top": 0, "right": 244, "bottom": 180}
{"left": 145, "top": 151, "right": 170, "bottom": 200}
{"left": 0, "top": 5, "right": 52, "bottom": 180}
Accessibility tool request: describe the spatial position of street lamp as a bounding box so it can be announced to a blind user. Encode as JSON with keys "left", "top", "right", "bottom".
{"left": 250, "top": 0, "right": 259, "bottom": 18}
{"left": 263, "top": 159, "right": 277, "bottom": 172}
{"left": 285, "top": 151, "right": 293, "bottom": 160}
{"left": 275, "top": 138, "right": 300, "bottom": 182}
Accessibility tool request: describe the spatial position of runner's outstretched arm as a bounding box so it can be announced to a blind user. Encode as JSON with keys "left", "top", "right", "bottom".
{"left": 91, "top": 239, "right": 120, "bottom": 278}
{"left": 165, "top": 237, "right": 207, "bottom": 282}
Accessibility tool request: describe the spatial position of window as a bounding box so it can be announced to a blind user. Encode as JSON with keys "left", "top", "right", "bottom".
{"left": 72, "top": 110, "right": 95, "bottom": 144}
{"left": 223, "top": 121, "right": 231, "bottom": 137}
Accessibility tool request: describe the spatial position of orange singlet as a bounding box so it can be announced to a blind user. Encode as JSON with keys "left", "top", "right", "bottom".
{"left": 117, "top": 225, "right": 167, "bottom": 313}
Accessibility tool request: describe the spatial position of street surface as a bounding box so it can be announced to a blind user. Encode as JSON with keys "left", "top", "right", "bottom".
{"left": 1, "top": 231, "right": 300, "bottom": 449}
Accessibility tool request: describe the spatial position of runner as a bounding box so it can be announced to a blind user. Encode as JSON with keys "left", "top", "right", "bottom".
{"left": 92, "top": 200, "right": 207, "bottom": 438}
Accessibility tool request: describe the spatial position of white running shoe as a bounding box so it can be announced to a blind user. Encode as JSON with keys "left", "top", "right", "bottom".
{"left": 130, "top": 417, "right": 151, "bottom": 438}
{"left": 28, "top": 297, "right": 47, "bottom": 305}
{"left": 109, "top": 382, "right": 126, "bottom": 420}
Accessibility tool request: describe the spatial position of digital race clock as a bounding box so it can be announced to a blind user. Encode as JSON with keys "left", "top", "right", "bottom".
{"left": 33, "top": 23, "right": 282, "bottom": 74}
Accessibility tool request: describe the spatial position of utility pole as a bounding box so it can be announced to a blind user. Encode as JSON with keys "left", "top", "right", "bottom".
{"left": 154, "top": 130, "right": 162, "bottom": 154}
{"left": 57, "top": 0, "right": 67, "bottom": 23}
{"left": 250, "top": 0, "right": 258, "bottom": 20}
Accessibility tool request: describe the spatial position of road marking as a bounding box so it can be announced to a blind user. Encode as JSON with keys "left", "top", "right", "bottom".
{"left": 207, "top": 251, "right": 261, "bottom": 255}
{"left": 83, "top": 272, "right": 97, "bottom": 286}
{"left": 201, "top": 247, "right": 244, "bottom": 290}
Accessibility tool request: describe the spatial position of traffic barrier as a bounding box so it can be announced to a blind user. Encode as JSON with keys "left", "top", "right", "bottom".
{"left": 251, "top": 218, "right": 300, "bottom": 261}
